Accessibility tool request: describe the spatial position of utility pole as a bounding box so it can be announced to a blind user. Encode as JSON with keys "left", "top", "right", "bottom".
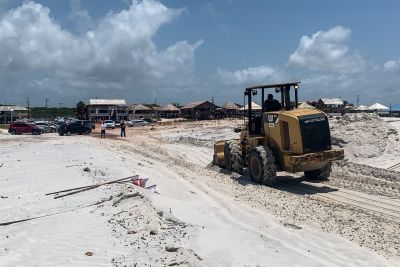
{"left": 45, "top": 98, "right": 49, "bottom": 108}
{"left": 154, "top": 98, "right": 157, "bottom": 105}
{"left": 356, "top": 95, "right": 360, "bottom": 106}
{"left": 27, "top": 97, "right": 30, "bottom": 119}
{"left": 211, "top": 96, "right": 215, "bottom": 104}
{"left": 59, "top": 103, "right": 62, "bottom": 108}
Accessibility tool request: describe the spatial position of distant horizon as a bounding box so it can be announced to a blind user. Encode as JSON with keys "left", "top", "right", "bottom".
{"left": 1, "top": 97, "right": 394, "bottom": 109}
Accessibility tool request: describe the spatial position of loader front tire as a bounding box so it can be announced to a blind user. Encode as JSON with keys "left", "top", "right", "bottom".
{"left": 224, "top": 140, "right": 243, "bottom": 173}
{"left": 248, "top": 146, "right": 277, "bottom": 186}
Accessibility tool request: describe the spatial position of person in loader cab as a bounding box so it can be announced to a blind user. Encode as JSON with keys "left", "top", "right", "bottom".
{"left": 264, "top": 94, "right": 282, "bottom": 112}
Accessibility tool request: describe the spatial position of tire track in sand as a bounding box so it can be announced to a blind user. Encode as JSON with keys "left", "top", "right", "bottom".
{"left": 278, "top": 178, "right": 400, "bottom": 220}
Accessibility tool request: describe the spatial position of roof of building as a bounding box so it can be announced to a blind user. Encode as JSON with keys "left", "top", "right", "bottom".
{"left": 223, "top": 101, "right": 239, "bottom": 110}
{"left": 369, "top": 103, "right": 389, "bottom": 110}
{"left": 320, "top": 98, "right": 344, "bottom": 105}
{"left": 0, "top": 105, "right": 28, "bottom": 112}
{"left": 181, "top": 101, "right": 215, "bottom": 109}
{"left": 298, "top": 102, "right": 316, "bottom": 109}
{"left": 353, "top": 105, "right": 370, "bottom": 111}
{"left": 89, "top": 99, "right": 126, "bottom": 106}
{"left": 160, "top": 104, "right": 180, "bottom": 111}
{"left": 130, "top": 104, "right": 153, "bottom": 111}
{"left": 239, "top": 102, "right": 262, "bottom": 111}
{"left": 390, "top": 104, "right": 400, "bottom": 112}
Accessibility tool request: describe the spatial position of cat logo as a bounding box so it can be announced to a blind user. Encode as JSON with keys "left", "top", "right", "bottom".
{"left": 265, "top": 114, "right": 279, "bottom": 124}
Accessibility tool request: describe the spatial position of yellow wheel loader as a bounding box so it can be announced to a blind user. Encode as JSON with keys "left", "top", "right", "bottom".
{"left": 214, "top": 82, "right": 344, "bottom": 185}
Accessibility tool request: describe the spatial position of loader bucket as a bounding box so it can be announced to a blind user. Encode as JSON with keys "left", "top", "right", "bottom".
{"left": 214, "top": 140, "right": 226, "bottom": 167}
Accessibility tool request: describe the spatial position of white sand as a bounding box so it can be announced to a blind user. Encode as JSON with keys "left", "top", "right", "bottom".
{"left": 0, "top": 125, "right": 399, "bottom": 266}
{"left": 330, "top": 113, "right": 400, "bottom": 168}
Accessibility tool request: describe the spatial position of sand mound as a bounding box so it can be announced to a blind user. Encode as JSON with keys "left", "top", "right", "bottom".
{"left": 330, "top": 113, "right": 400, "bottom": 160}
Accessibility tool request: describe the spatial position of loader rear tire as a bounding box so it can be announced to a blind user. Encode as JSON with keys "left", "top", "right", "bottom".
{"left": 304, "top": 163, "right": 331, "bottom": 180}
{"left": 248, "top": 146, "right": 277, "bottom": 186}
{"left": 224, "top": 140, "right": 243, "bottom": 173}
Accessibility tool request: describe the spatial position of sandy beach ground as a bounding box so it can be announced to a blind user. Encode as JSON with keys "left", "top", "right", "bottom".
{"left": 1, "top": 118, "right": 400, "bottom": 266}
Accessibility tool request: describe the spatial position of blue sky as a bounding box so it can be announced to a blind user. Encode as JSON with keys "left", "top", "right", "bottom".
{"left": 0, "top": 0, "right": 399, "bottom": 107}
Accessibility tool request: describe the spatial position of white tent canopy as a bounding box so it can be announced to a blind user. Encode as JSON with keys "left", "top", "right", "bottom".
{"left": 239, "top": 102, "right": 262, "bottom": 111}
{"left": 354, "top": 105, "right": 370, "bottom": 111}
{"left": 369, "top": 103, "right": 389, "bottom": 110}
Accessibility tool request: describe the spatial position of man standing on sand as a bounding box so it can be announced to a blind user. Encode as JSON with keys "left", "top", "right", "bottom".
{"left": 101, "top": 121, "right": 106, "bottom": 138}
{"left": 120, "top": 120, "right": 126, "bottom": 137}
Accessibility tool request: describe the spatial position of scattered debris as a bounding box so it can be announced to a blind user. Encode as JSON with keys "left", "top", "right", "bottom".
{"left": 66, "top": 164, "right": 83, "bottom": 168}
{"left": 149, "top": 229, "right": 158, "bottom": 235}
{"left": 282, "top": 222, "right": 302, "bottom": 230}
{"left": 112, "top": 192, "right": 142, "bottom": 206}
{"left": 165, "top": 246, "right": 179, "bottom": 252}
{"left": 46, "top": 175, "right": 138, "bottom": 199}
{"left": 83, "top": 167, "right": 91, "bottom": 172}
{"left": 131, "top": 178, "right": 148, "bottom": 187}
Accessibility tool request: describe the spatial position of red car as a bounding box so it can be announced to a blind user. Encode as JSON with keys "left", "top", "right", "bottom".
{"left": 8, "top": 122, "right": 42, "bottom": 135}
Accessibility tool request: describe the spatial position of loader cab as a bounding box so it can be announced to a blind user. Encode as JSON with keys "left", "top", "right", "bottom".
{"left": 244, "top": 82, "right": 300, "bottom": 135}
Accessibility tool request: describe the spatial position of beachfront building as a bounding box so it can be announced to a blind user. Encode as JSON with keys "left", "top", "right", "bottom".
{"left": 316, "top": 98, "right": 344, "bottom": 114}
{"left": 369, "top": 103, "right": 389, "bottom": 117}
{"left": 223, "top": 101, "right": 240, "bottom": 117}
{"left": 87, "top": 99, "right": 128, "bottom": 121}
{"left": 158, "top": 104, "right": 181, "bottom": 118}
{"left": 129, "top": 104, "right": 155, "bottom": 119}
{"left": 239, "top": 101, "right": 262, "bottom": 115}
{"left": 0, "top": 105, "right": 29, "bottom": 123}
{"left": 180, "top": 101, "right": 219, "bottom": 120}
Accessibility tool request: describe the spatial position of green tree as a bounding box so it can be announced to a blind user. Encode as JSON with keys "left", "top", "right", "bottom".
{"left": 76, "top": 101, "right": 86, "bottom": 119}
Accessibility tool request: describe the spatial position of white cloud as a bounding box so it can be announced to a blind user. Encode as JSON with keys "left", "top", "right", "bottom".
{"left": 0, "top": 0, "right": 202, "bottom": 104}
{"left": 216, "top": 65, "right": 285, "bottom": 85}
{"left": 384, "top": 59, "right": 400, "bottom": 73}
{"left": 288, "top": 26, "right": 365, "bottom": 73}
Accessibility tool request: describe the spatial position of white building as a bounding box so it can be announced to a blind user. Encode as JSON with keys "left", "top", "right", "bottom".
{"left": 0, "top": 106, "right": 29, "bottom": 123}
{"left": 316, "top": 98, "right": 344, "bottom": 113}
{"left": 87, "top": 99, "right": 128, "bottom": 121}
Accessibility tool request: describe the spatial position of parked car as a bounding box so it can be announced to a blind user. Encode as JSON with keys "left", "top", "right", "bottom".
{"left": 103, "top": 120, "right": 115, "bottom": 129}
{"left": 56, "top": 121, "right": 66, "bottom": 130}
{"left": 114, "top": 121, "right": 121, "bottom": 128}
{"left": 58, "top": 122, "right": 91, "bottom": 136}
{"left": 8, "top": 122, "right": 42, "bottom": 135}
{"left": 127, "top": 119, "right": 149, "bottom": 127}
{"left": 143, "top": 118, "right": 157, "bottom": 123}
{"left": 74, "top": 120, "right": 95, "bottom": 130}
{"left": 35, "top": 121, "right": 57, "bottom": 133}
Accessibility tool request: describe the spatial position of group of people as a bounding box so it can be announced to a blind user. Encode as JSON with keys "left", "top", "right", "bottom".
{"left": 100, "top": 121, "right": 127, "bottom": 139}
